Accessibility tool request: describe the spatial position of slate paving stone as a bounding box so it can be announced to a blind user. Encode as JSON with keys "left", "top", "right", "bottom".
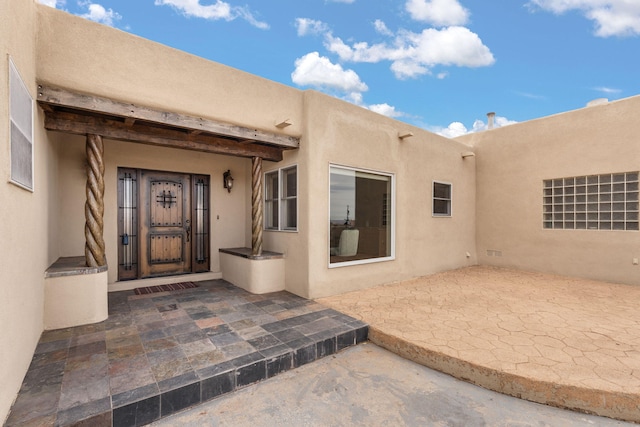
{"left": 272, "top": 328, "right": 306, "bottom": 344}
{"left": 187, "top": 349, "right": 227, "bottom": 370}
{"left": 30, "top": 348, "right": 69, "bottom": 369}
{"left": 219, "top": 341, "right": 255, "bottom": 359}
{"left": 203, "top": 323, "right": 232, "bottom": 337}
{"left": 5, "top": 279, "right": 368, "bottom": 426}
{"left": 111, "top": 383, "right": 160, "bottom": 409}
{"left": 138, "top": 328, "right": 168, "bottom": 342}
{"left": 143, "top": 337, "right": 178, "bottom": 352}
{"left": 136, "top": 320, "right": 167, "bottom": 334}
{"left": 209, "top": 331, "right": 243, "bottom": 347}
{"left": 107, "top": 343, "right": 145, "bottom": 361}
{"left": 109, "top": 368, "right": 156, "bottom": 396}
{"left": 34, "top": 338, "right": 71, "bottom": 355}
{"left": 175, "top": 330, "right": 208, "bottom": 344}
{"left": 236, "top": 325, "right": 270, "bottom": 340}
{"left": 180, "top": 338, "right": 216, "bottom": 357}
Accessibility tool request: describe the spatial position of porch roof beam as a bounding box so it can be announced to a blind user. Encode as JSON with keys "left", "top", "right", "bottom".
{"left": 36, "top": 84, "right": 300, "bottom": 150}
{"left": 44, "top": 110, "right": 284, "bottom": 162}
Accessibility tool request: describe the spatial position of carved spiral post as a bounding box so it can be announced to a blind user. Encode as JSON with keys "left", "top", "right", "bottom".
{"left": 85, "top": 134, "right": 106, "bottom": 267}
{"left": 251, "top": 157, "right": 263, "bottom": 256}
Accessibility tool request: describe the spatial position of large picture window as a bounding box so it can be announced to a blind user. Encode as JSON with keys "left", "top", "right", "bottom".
{"left": 9, "top": 58, "right": 34, "bottom": 191}
{"left": 543, "top": 172, "right": 639, "bottom": 231}
{"left": 329, "top": 165, "right": 394, "bottom": 266}
{"left": 265, "top": 165, "right": 297, "bottom": 231}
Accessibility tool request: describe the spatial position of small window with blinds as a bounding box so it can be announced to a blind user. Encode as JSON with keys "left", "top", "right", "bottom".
{"left": 9, "top": 58, "right": 34, "bottom": 191}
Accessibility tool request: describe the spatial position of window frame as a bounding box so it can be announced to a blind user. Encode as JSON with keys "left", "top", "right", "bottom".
{"left": 543, "top": 172, "right": 639, "bottom": 231}
{"left": 432, "top": 181, "right": 452, "bottom": 217}
{"left": 8, "top": 57, "right": 34, "bottom": 192}
{"left": 328, "top": 163, "right": 396, "bottom": 268}
{"left": 264, "top": 164, "right": 298, "bottom": 232}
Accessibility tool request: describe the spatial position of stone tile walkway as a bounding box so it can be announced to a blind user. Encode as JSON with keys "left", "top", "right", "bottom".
{"left": 5, "top": 280, "right": 367, "bottom": 427}
{"left": 319, "top": 265, "right": 640, "bottom": 423}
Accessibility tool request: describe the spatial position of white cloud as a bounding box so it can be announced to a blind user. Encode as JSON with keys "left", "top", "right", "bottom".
{"left": 374, "top": 19, "right": 394, "bottom": 36}
{"left": 236, "top": 6, "right": 269, "bottom": 30}
{"left": 390, "top": 60, "right": 429, "bottom": 79}
{"left": 515, "top": 91, "right": 547, "bottom": 100}
{"left": 327, "top": 26, "right": 495, "bottom": 79}
{"left": 406, "top": 0, "right": 470, "bottom": 27}
{"left": 79, "top": 2, "right": 121, "bottom": 26}
{"left": 38, "top": 0, "right": 64, "bottom": 7}
{"left": 434, "top": 115, "right": 517, "bottom": 137}
{"left": 291, "top": 52, "right": 406, "bottom": 117}
{"left": 528, "top": 0, "right": 640, "bottom": 37}
{"left": 155, "top": 0, "right": 269, "bottom": 29}
{"left": 436, "top": 121, "right": 469, "bottom": 138}
{"left": 291, "top": 52, "right": 368, "bottom": 94}
{"left": 594, "top": 86, "right": 622, "bottom": 94}
{"left": 369, "top": 103, "right": 403, "bottom": 118}
{"left": 296, "top": 18, "right": 329, "bottom": 36}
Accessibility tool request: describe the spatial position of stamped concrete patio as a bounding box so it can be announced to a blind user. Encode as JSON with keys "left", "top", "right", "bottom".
{"left": 319, "top": 265, "right": 640, "bottom": 423}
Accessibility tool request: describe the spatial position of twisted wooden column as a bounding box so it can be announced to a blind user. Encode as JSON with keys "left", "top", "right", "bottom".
{"left": 251, "top": 157, "right": 263, "bottom": 256}
{"left": 85, "top": 134, "right": 106, "bottom": 267}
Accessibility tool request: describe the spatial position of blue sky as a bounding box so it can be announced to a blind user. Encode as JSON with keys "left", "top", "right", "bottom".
{"left": 39, "top": 0, "right": 640, "bottom": 137}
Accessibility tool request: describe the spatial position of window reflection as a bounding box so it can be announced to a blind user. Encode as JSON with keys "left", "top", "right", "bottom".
{"left": 330, "top": 166, "right": 393, "bottom": 265}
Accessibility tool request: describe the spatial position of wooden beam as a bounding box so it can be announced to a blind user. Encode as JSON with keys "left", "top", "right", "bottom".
{"left": 37, "top": 85, "right": 299, "bottom": 149}
{"left": 44, "top": 110, "right": 283, "bottom": 162}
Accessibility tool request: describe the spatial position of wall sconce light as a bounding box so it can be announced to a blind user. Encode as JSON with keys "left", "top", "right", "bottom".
{"left": 461, "top": 152, "right": 475, "bottom": 159}
{"left": 398, "top": 131, "right": 414, "bottom": 140}
{"left": 223, "top": 170, "right": 234, "bottom": 193}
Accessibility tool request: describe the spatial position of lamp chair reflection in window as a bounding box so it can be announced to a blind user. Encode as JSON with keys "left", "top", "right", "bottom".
{"left": 330, "top": 228, "right": 359, "bottom": 256}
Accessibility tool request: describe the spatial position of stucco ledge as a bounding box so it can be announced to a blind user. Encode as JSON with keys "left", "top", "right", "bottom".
{"left": 219, "top": 248, "right": 285, "bottom": 294}
{"left": 44, "top": 256, "right": 108, "bottom": 330}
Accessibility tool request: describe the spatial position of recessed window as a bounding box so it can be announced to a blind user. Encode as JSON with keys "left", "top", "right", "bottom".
{"left": 543, "top": 172, "right": 639, "bottom": 231}
{"left": 264, "top": 165, "right": 297, "bottom": 231}
{"left": 9, "top": 58, "right": 34, "bottom": 191}
{"left": 433, "top": 181, "right": 452, "bottom": 216}
{"left": 329, "top": 165, "right": 394, "bottom": 266}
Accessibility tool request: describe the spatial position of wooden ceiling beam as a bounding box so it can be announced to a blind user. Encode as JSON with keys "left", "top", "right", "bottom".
{"left": 44, "top": 110, "right": 283, "bottom": 162}
{"left": 37, "top": 84, "right": 299, "bottom": 149}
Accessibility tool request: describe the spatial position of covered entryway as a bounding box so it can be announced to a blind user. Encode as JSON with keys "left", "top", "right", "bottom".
{"left": 37, "top": 84, "right": 299, "bottom": 282}
{"left": 37, "top": 84, "right": 299, "bottom": 330}
{"left": 118, "top": 168, "right": 211, "bottom": 280}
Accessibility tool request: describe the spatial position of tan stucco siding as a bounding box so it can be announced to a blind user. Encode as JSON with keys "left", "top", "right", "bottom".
{"left": 458, "top": 96, "right": 640, "bottom": 285}
{"left": 262, "top": 148, "right": 309, "bottom": 297}
{"left": 303, "top": 91, "right": 477, "bottom": 298}
{"left": 1, "top": 0, "right": 58, "bottom": 423}
{"left": 35, "top": 5, "right": 304, "bottom": 141}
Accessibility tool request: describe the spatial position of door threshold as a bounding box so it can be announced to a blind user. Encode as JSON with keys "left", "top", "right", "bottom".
{"left": 108, "top": 271, "right": 222, "bottom": 292}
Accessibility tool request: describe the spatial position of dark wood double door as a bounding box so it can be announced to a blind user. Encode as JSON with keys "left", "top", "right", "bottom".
{"left": 118, "top": 168, "right": 210, "bottom": 280}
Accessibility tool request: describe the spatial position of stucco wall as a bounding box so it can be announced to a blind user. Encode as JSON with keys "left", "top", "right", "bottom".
{"left": 457, "top": 96, "right": 640, "bottom": 285}
{"left": 303, "top": 91, "right": 477, "bottom": 298}
{"left": 36, "top": 4, "right": 310, "bottom": 293}
{"left": 36, "top": 6, "right": 303, "bottom": 142}
{"left": 0, "top": 0, "right": 58, "bottom": 423}
{"left": 262, "top": 142, "right": 308, "bottom": 296}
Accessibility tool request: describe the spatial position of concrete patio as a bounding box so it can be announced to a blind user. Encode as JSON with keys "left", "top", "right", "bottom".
{"left": 319, "top": 265, "right": 640, "bottom": 423}
{"left": 5, "top": 265, "right": 640, "bottom": 426}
